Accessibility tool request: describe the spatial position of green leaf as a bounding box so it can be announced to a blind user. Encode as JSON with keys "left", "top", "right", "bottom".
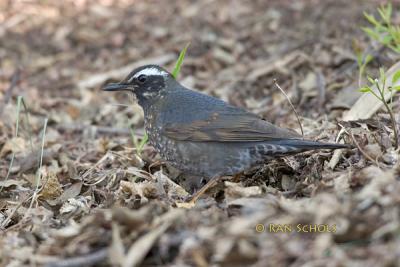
{"left": 387, "top": 3, "right": 392, "bottom": 19}
{"left": 378, "top": 3, "right": 392, "bottom": 25}
{"left": 172, "top": 42, "right": 190, "bottom": 79}
{"left": 393, "top": 26, "right": 400, "bottom": 40}
{"left": 364, "top": 12, "right": 380, "bottom": 27}
{"left": 365, "top": 54, "right": 373, "bottom": 64}
{"left": 362, "top": 27, "right": 380, "bottom": 41}
{"left": 130, "top": 127, "right": 148, "bottom": 155}
{"left": 385, "top": 3, "right": 392, "bottom": 24}
{"left": 381, "top": 34, "right": 393, "bottom": 45}
{"left": 367, "top": 76, "right": 376, "bottom": 85}
{"left": 391, "top": 85, "right": 400, "bottom": 91}
{"left": 378, "top": 7, "right": 386, "bottom": 21}
{"left": 359, "top": 87, "right": 371, "bottom": 93}
{"left": 392, "top": 70, "right": 400, "bottom": 85}
{"left": 379, "top": 67, "right": 386, "bottom": 80}
{"left": 356, "top": 53, "right": 363, "bottom": 67}
{"left": 137, "top": 133, "right": 148, "bottom": 155}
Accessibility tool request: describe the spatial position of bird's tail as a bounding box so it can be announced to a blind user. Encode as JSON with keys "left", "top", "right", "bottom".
{"left": 265, "top": 139, "right": 351, "bottom": 155}
{"left": 276, "top": 139, "right": 350, "bottom": 149}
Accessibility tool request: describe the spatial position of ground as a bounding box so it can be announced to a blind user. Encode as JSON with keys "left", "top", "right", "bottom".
{"left": 1, "top": 0, "right": 400, "bottom": 266}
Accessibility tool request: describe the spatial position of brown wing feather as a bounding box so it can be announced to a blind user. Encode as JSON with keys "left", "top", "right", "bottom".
{"left": 163, "top": 110, "right": 301, "bottom": 142}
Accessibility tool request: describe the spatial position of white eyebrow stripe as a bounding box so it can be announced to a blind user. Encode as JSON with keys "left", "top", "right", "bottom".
{"left": 128, "top": 67, "right": 168, "bottom": 82}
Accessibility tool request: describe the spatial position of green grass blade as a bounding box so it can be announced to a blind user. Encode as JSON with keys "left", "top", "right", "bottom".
{"left": 137, "top": 133, "right": 148, "bottom": 155}
{"left": 34, "top": 118, "right": 48, "bottom": 192}
{"left": 20, "top": 98, "right": 34, "bottom": 152}
{"left": 24, "top": 117, "right": 48, "bottom": 220}
{"left": 130, "top": 127, "right": 148, "bottom": 155}
{"left": 172, "top": 43, "right": 190, "bottom": 79}
{"left": 1, "top": 96, "right": 23, "bottom": 192}
{"left": 14, "top": 96, "right": 23, "bottom": 136}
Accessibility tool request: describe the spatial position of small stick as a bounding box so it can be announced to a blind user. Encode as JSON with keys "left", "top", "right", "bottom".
{"left": 338, "top": 123, "right": 380, "bottom": 167}
{"left": 273, "top": 79, "right": 304, "bottom": 138}
{"left": 44, "top": 248, "right": 108, "bottom": 267}
{"left": 350, "top": 132, "right": 380, "bottom": 167}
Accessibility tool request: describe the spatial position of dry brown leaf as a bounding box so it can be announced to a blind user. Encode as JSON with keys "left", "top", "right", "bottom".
{"left": 39, "top": 171, "right": 63, "bottom": 200}
{"left": 299, "top": 71, "right": 317, "bottom": 92}
{"left": 153, "top": 170, "right": 189, "bottom": 198}
{"left": 109, "top": 223, "right": 125, "bottom": 267}
{"left": 111, "top": 206, "right": 148, "bottom": 228}
{"left": 0, "top": 179, "right": 26, "bottom": 188}
{"left": 224, "top": 182, "right": 262, "bottom": 201}
{"left": 0, "top": 137, "right": 27, "bottom": 157}
{"left": 59, "top": 196, "right": 91, "bottom": 216}
{"left": 356, "top": 166, "right": 394, "bottom": 200}
{"left": 123, "top": 209, "right": 185, "bottom": 267}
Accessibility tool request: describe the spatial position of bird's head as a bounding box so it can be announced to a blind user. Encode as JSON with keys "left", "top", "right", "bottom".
{"left": 103, "top": 65, "right": 174, "bottom": 105}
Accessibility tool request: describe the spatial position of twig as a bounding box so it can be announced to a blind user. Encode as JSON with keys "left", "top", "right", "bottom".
{"left": 44, "top": 248, "right": 109, "bottom": 267}
{"left": 0, "top": 195, "right": 32, "bottom": 230}
{"left": 350, "top": 132, "right": 380, "bottom": 167}
{"left": 338, "top": 123, "right": 380, "bottom": 167}
{"left": 273, "top": 79, "right": 304, "bottom": 138}
{"left": 110, "top": 103, "right": 130, "bottom": 107}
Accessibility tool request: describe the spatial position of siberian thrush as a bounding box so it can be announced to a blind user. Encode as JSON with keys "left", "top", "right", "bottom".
{"left": 103, "top": 65, "right": 349, "bottom": 200}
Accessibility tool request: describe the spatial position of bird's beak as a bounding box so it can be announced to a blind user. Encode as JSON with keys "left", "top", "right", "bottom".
{"left": 102, "top": 82, "right": 131, "bottom": 91}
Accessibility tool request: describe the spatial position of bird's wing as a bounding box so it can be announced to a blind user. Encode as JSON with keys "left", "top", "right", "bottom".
{"left": 162, "top": 106, "right": 301, "bottom": 142}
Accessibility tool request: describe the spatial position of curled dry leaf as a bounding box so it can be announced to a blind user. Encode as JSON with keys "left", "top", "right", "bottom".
{"left": 123, "top": 208, "right": 185, "bottom": 267}
{"left": 153, "top": 170, "right": 189, "bottom": 198}
{"left": 59, "top": 196, "right": 91, "bottom": 217}
{"left": 224, "top": 181, "right": 262, "bottom": 201}
{"left": 0, "top": 137, "right": 27, "bottom": 157}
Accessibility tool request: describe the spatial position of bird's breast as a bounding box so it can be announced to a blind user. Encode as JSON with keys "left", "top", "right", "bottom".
{"left": 144, "top": 112, "right": 177, "bottom": 163}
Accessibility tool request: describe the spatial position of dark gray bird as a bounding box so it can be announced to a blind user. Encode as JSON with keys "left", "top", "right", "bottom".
{"left": 103, "top": 65, "right": 348, "bottom": 196}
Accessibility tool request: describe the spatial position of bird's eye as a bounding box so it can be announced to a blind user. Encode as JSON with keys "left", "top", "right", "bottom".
{"left": 137, "top": 74, "right": 147, "bottom": 83}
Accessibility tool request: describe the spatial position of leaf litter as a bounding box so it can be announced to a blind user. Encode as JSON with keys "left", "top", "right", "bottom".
{"left": 0, "top": 1, "right": 400, "bottom": 266}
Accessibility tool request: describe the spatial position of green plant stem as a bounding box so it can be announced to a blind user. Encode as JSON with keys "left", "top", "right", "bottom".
{"left": 382, "top": 101, "right": 399, "bottom": 149}
{"left": 358, "top": 65, "right": 364, "bottom": 88}
{"left": 377, "top": 84, "right": 399, "bottom": 149}
{"left": 21, "top": 97, "right": 34, "bottom": 152}
{"left": 1, "top": 97, "right": 23, "bottom": 192}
